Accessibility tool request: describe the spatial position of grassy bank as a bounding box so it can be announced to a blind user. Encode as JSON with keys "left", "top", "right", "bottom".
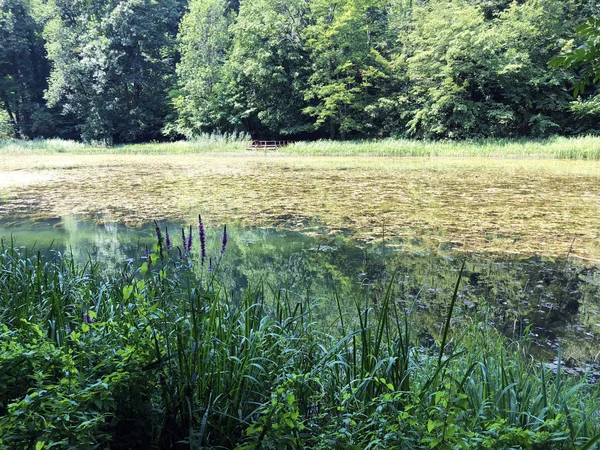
{"left": 285, "top": 136, "right": 600, "bottom": 159}
{"left": 3, "top": 135, "right": 600, "bottom": 159}
{"left": 0, "top": 137, "right": 248, "bottom": 155}
{"left": 1, "top": 229, "right": 600, "bottom": 449}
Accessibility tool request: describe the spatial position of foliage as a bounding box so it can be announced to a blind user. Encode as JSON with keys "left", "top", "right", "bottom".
{"left": 0, "top": 0, "right": 62, "bottom": 138}
{"left": 3, "top": 0, "right": 600, "bottom": 141}
{"left": 226, "top": 0, "right": 314, "bottom": 137}
{"left": 0, "top": 109, "right": 14, "bottom": 139}
{"left": 172, "top": 0, "right": 238, "bottom": 138}
{"left": 550, "top": 17, "right": 600, "bottom": 96}
{"left": 550, "top": 16, "right": 600, "bottom": 124}
{"left": 1, "top": 227, "right": 600, "bottom": 448}
{"left": 403, "top": 0, "right": 582, "bottom": 139}
{"left": 44, "top": 0, "right": 184, "bottom": 144}
{"left": 173, "top": 0, "right": 600, "bottom": 140}
{"left": 301, "top": 0, "right": 394, "bottom": 139}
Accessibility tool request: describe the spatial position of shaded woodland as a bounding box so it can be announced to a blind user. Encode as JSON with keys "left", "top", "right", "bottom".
{"left": 2, "top": 0, "right": 600, "bottom": 143}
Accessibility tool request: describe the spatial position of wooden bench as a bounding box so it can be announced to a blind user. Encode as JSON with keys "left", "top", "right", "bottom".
{"left": 246, "top": 140, "right": 291, "bottom": 151}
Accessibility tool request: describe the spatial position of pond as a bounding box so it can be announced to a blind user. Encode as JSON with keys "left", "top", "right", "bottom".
{"left": 2, "top": 215, "right": 599, "bottom": 368}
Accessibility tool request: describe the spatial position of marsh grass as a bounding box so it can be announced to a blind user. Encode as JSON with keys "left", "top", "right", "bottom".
{"left": 1, "top": 234, "right": 600, "bottom": 449}
{"left": 0, "top": 134, "right": 600, "bottom": 160}
{"left": 0, "top": 135, "right": 249, "bottom": 155}
{"left": 284, "top": 136, "right": 600, "bottom": 159}
{"left": 3, "top": 135, "right": 600, "bottom": 158}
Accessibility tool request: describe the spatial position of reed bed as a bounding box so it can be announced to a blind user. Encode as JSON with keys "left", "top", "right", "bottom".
{"left": 284, "top": 136, "right": 600, "bottom": 159}
{"left": 1, "top": 228, "right": 600, "bottom": 449}
{"left": 3, "top": 135, "right": 600, "bottom": 159}
{"left": 0, "top": 135, "right": 248, "bottom": 155}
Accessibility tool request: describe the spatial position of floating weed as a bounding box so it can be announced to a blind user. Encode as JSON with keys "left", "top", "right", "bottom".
{"left": 1, "top": 149, "right": 600, "bottom": 259}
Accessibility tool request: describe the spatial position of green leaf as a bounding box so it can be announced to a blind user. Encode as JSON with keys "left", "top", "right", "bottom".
{"left": 122, "top": 285, "right": 134, "bottom": 301}
{"left": 427, "top": 419, "right": 436, "bottom": 433}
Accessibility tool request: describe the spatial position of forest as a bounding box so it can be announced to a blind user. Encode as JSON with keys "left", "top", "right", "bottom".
{"left": 2, "top": 0, "right": 600, "bottom": 144}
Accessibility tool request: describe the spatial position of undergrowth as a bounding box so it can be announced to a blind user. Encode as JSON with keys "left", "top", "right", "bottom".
{"left": 1, "top": 225, "right": 599, "bottom": 449}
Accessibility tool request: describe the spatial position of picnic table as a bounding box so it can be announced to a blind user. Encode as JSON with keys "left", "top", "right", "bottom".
{"left": 245, "top": 140, "right": 291, "bottom": 151}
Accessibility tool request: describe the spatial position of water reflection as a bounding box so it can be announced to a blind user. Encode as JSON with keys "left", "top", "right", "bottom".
{"left": 1, "top": 216, "right": 599, "bottom": 363}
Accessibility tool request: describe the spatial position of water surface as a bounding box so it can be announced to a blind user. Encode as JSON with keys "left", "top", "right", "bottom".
{"left": 2, "top": 216, "right": 599, "bottom": 366}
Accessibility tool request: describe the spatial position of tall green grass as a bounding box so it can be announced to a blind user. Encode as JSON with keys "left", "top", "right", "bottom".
{"left": 1, "top": 236, "right": 599, "bottom": 449}
{"left": 0, "top": 134, "right": 249, "bottom": 155}
{"left": 283, "top": 135, "right": 600, "bottom": 159}
{"left": 2, "top": 135, "right": 600, "bottom": 158}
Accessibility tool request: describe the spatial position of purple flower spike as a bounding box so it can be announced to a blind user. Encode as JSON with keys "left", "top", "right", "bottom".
{"left": 198, "top": 214, "right": 206, "bottom": 265}
{"left": 165, "top": 227, "right": 171, "bottom": 249}
{"left": 146, "top": 245, "right": 152, "bottom": 267}
{"left": 187, "top": 225, "right": 193, "bottom": 253}
{"left": 84, "top": 313, "right": 95, "bottom": 324}
{"left": 66, "top": 325, "right": 72, "bottom": 334}
{"left": 208, "top": 257, "right": 213, "bottom": 274}
{"left": 154, "top": 220, "right": 164, "bottom": 260}
{"left": 181, "top": 227, "right": 187, "bottom": 252}
{"left": 154, "top": 220, "right": 162, "bottom": 242}
{"left": 220, "top": 224, "right": 228, "bottom": 255}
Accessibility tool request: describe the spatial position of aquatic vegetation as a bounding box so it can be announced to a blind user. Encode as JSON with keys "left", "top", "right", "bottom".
{"left": 1, "top": 149, "right": 600, "bottom": 259}
{"left": 198, "top": 214, "right": 206, "bottom": 265}
{"left": 4, "top": 135, "right": 600, "bottom": 158}
{"left": 1, "top": 229, "right": 599, "bottom": 449}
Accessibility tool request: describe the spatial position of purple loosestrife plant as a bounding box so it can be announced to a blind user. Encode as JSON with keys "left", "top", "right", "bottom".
{"left": 84, "top": 313, "right": 95, "bottom": 324}
{"left": 187, "top": 225, "right": 193, "bottom": 253}
{"left": 165, "top": 227, "right": 171, "bottom": 250}
{"left": 154, "top": 220, "right": 164, "bottom": 260}
{"left": 198, "top": 214, "right": 206, "bottom": 265}
{"left": 181, "top": 227, "right": 187, "bottom": 252}
{"left": 208, "top": 257, "right": 213, "bottom": 274}
{"left": 146, "top": 246, "right": 152, "bottom": 268}
{"left": 220, "top": 224, "right": 228, "bottom": 254}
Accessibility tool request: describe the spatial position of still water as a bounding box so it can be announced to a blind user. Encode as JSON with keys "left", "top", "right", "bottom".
{"left": 1, "top": 216, "right": 600, "bottom": 366}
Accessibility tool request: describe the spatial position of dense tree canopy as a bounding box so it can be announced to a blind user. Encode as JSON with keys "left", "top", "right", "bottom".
{"left": 1, "top": 0, "right": 600, "bottom": 142}
{"left": 550, "top": 16, "right": 600, "bottom": 120}
{"left": 44, "top": 0, "right": 184, "bottom": 144}
{"left": 0, "top": 0, "right": 56, "bottom": 137}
